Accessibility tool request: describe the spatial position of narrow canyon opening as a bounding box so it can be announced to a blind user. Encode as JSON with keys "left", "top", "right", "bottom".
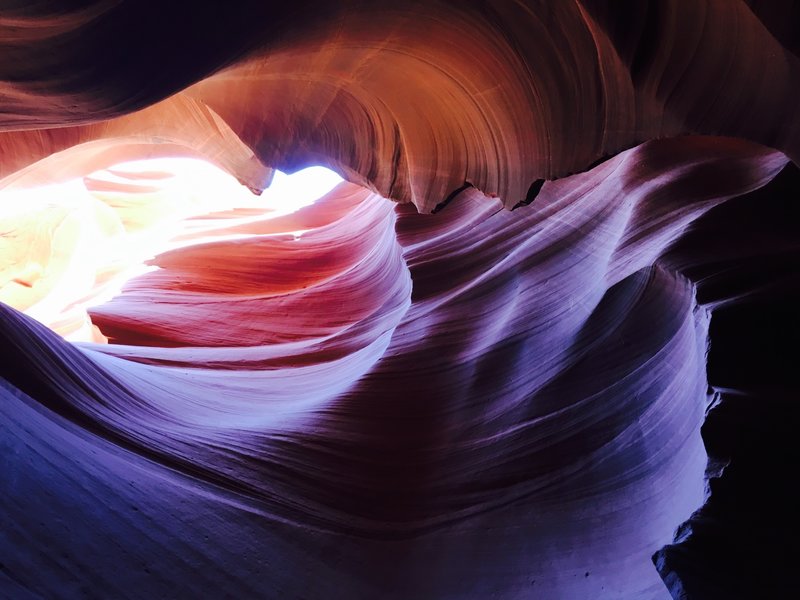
{"left": 0, "top": 158, "right": 343, "bottom": 343}
{"left": 1, "top": 3, "right": 798, "bottom": 598}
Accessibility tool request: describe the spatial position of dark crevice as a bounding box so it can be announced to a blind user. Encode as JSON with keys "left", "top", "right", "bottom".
{"left": 432, "top": 181, "right": 472, "bottom": 214}
{"left": 653, "top": 162, "right": 800, "bottom": 599}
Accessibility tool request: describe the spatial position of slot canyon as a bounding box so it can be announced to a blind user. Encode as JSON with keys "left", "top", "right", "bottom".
{"left": 1, "top": 1, "right": 798, "bottom": 598}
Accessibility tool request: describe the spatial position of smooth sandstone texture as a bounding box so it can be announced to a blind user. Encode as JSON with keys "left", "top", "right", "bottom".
{"left": 1, "top": 2, "right": 798, "bottom": 598}
{"left": 1, "top": 1, "right": 799, "bottom": 209}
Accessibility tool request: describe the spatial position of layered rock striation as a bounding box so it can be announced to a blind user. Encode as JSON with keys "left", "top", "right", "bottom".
{"left": 1, "top": 2, "right": 798, "bottom": 598}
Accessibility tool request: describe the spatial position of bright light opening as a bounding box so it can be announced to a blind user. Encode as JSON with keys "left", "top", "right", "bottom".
{"left": 0, "top": 158, "right": 342, "bottom": 342}
{"left": 107, "top": 158, "right": 344, "bottom": 215}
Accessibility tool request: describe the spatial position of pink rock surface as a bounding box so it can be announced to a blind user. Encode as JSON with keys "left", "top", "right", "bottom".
{"left": 1, "top": 2, "right": 798, "bottom": 598}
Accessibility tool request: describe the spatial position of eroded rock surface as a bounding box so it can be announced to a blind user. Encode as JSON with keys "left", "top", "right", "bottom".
{"left": 1, "top": 2, "right": 798, "bottom": 598}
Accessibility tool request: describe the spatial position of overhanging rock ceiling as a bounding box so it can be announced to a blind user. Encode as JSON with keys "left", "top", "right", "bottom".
{"left": 1, "top": 2, "right": 798, "bottom": 598}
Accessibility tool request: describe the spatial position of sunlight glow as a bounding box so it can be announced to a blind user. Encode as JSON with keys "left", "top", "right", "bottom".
{"left": 0, "top": 158, "right": 343, "bottom": 341}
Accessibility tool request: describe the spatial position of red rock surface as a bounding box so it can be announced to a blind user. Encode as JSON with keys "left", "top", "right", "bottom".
{"left": 1, "top": 2, "right": 798, "bottom": 598}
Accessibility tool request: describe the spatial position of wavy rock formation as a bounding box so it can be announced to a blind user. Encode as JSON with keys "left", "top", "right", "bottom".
{"left": 1, "top": 2, "right": 798, "bottom": 598}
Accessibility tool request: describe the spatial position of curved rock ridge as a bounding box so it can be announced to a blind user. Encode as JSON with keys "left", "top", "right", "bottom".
{"left": 2, "top": 1, "right": 799, "bottom": 597}
{"left": 1, "top": 1, "right": 799, "bottom": 212}
{"left": 0, "top": 159, "right": 286, "bottom": 341}
{"left": 1, "top": 136, "right": 789, "bottom": 598}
